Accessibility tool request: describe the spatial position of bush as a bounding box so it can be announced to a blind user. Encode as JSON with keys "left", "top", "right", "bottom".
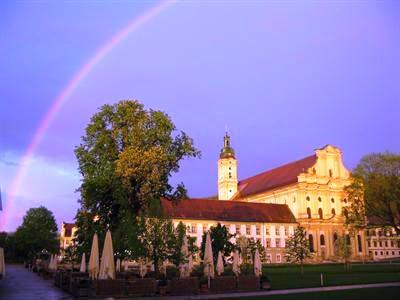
{"left": 240, "top": 263, "right": 254, "bottom": 275}
{"left": 222, "top": 265, "right": 234, "bottom": 276}
{"left": 199, "top": 276, "right": 208, "bottom": 285}
{"left": 166, "top": 266, "right": 178, "bottom": 280}
{"left": 191, "top": 264, "right": 204, "bottom": 278}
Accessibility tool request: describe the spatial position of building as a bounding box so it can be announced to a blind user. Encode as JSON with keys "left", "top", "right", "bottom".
{"left": 366, "top": 217, "right": 400, "bottom": 260}
{"left": 59, "top": 222, "right": 76, "bottom": 251}
{"left": 162, "top": 198, "right": 297, "bottom": 263}
{"left": 59, "top": 133, "right": 400, "bottom": 262}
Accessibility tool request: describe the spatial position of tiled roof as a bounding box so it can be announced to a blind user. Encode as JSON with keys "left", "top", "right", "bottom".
{"left": 234, "top": 155, "right": 317, "bottom": 199}
{"left": 161, "top": 198, "right": 297, "bottom": 223}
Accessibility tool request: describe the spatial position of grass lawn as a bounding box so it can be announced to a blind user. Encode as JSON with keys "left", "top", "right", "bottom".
{"left": 240, "top": 286, "right": 400, "bottom": 300}
{"left": 263, "top": 263, "right": 400, "bottom": 290}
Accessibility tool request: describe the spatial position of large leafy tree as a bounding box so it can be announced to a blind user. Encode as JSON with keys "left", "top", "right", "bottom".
{"left": 74, "top": 100, "right": 199, "bottom": 252}
{"left": 284, "top": 226, "right": 311, "bottom": 274}
{"left": 13, "top": 206, "right": 58, "bottom": 260}
{"left": 347, "top": 152, "right": 400, "bottom": 235}
{"left": 334, "top": 235, "right": 352, "bottom": 271}
{"left": 201, "top": 223, "right": 235, "bottom": 264}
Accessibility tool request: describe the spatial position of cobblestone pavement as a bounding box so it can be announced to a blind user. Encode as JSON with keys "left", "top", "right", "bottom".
{"left": 0, "top": 264, "right": 73, "bottom": 300}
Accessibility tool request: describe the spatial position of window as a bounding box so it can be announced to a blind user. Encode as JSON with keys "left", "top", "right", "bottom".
{"left": 367, "top": 241, "right": 371, "bottom": 247}
{"left": 378, "top": 231, "right": 383, "bottom": 237}
{"left": 333, "top": 233, "right": 338, "bottom": 243}
{"left": 385, "top": 241, "right": 388, "bottom": 247}
{"left": 318, "top": 208, "right": 323, "bottom": 219}
{"left": 275, "top": 227, "right": 280, "bottom": 236}
{"left": 331, "top": 208, "right": 336, "bottom": 216}
{"left": 276, "top": 254, "right": 281, "bottom": 263}
{"left": 329, "top": 169, "right": 333, "bottom": 177}
{"left": 306, "top": 196, "right": 310, "bottom": 201}
{"left": 318, "top": 197, "right": 322, "bottom": 202}
{"left": 307, "top": 207, "right": 312, "bottom": 219}
{"left": 266, "top": 239, "right": 271, "bottom": 248}
{"left": 391, "top": 241, "right": 394, "bottom": 247}
{"left": 379, "top": 241, "right": 382, "bottom": 247}
{"left": 229, "top": 172, "right": 232, "bottom": 179}
{"left": 313, "top": 168, "right": 316, "bottom": 174}
{"left": 373, "top": 241, "right": 377, "bottom": 247}
{"left": 380, "top": 251, "right": 383, "bottom": 255}
{"left": 343, "top": 208, "right": 348, "bottom": 219}
{"left": 308, "top": 234, "right": 314, "bottom": 252}
{"left": 191, "top": 225, "right": 197, "bottom": 234}
{"left": 246, "top": 225, "right": 251, "bottom": 235}
{"left": 331, "top": 198, "right": 335, "bottom": 203}
{"left": 375, "top": 251, "right": 378, "bottom": 255}
{"left": 265, "top": 227, "right": 270, "bottom": 235}
{"left": 284, "top": 227, "right": 288, "bottom": 236}
{"left": 372, "top": 230, "right": 376, "bottom": 236}
{"left": 266, "top": 254, "right": 272, "bottom": 263}
{"left": 320, "top": 234, "right": 325, "bottom": 246}
{"left": 392, "top": 251, "right": 395, "bottom": 255}
{"left": 366, "top": 230, "right": 370, "bottom": 237}
{"left": 276, "top": 239, "right": 282, "bottom": 248}
{"left": 256, "top": 225, "right": 261, "bottom": 236}
{"left": 203, "top": 225, "right": 208, "bottom": 233}
{"left": 357, "top": 235, "right": 362, "bottom": 252}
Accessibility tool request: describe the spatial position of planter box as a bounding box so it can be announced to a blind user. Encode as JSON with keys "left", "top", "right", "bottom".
{"left": 90, "top": 279, "right": 126, "bottom": 297}
{"left": 170, "top": 277, "right": 199, "bottom": 295}
{"left": 211, "top": 276, "right": 237, "bottom": 293}
{"left": 126, "top": 278, "right": 157, "bottom": 297}
{"left": 237, "top": 275, "right": 260, "bottom": 291}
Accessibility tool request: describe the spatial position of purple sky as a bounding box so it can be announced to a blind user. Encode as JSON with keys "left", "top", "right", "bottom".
{"left": 1, "top": 0, "right": 400, "bottom": 232}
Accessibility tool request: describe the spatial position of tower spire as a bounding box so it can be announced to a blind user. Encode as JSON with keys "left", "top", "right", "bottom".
{"left": 220, "top": 131, "right": 235, "bottom": 159}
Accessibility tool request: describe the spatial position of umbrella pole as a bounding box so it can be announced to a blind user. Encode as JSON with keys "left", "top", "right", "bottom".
{"left": 208, "top": 265, "right": 210, "bottom": 289}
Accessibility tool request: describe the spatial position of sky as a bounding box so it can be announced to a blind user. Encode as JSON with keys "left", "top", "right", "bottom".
{"left": 0, "top": 0, "right": 399, "bottom": 232}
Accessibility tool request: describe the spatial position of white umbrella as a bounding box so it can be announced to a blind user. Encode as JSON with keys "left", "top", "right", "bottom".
{"left": 88, "top": 233, "right": 99, "bottom": 280}
{"left": 179, "top": 236, "right": 189, "bottom": 278}
{"left": 216, "top": 251, "right": 224, "bottom": 276}
{"left": 0, "top": 248, "right": 5, "bottom": 278}
{"left": 233, "top": 250, "right": 241, "bottom": 276}
{"left": 53, "top": 255, "right": 58, "bottom": 271}
{"left": 203, "top": 232, "right": 214, "bottom": 288}
{"left": 99, "top": 230, "right": 115, "bottom": 279}
{"left": 116, "top": 258, "right": 121, "bottom": 273}
{"left": 188, "top": 255, "right": 193, "bottom": 276}
{"left": 80, "top": 253, "right": 86, "bottom": 273}
{"left": 254, "top": 249, "right": 262, "bottom": 277}
{"left": 139, "top": 259, "right": 147, "bottom": 278}
{"left": 48, "top": 255, "right": 54, "bottom": 271}
{"left": 122, "top": 259, "right": 129, "bottom": 272}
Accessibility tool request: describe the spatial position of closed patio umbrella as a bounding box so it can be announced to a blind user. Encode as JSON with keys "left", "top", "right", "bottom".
{"left": 179, "top": 236, "right": 189, "bottom": 278}
{"left": 48, "top": 255, "right": 54, "bottom": 271}
{"left": 0, "top": 248, "right": 5, "bottom": 278}
{"left": 233, "top": 250, "right": 240, "bottom": 277}
{"left": 53, "top": 255, "right": 58, "bottom": 271}
{"left": 80, "top": 253, "right": 86, "bottom": 273}
{"left": 216, "top": 251, "right": 224, "bottom": 276}
{"left": 139, "top": 259, "right": 147, "bottom": 278}
{"left": 88, "top": 233, "right": 99, "bottom": 280}
{"left": 116, "top": 258, "right": 121, "bottom": 273}
{"left": 203, "top": 232, "right": 214, "bottom": 287}
{"left": 99, "top": 230, "right": 115, "bottom": 279}
{"left": 254, "top": 249, "right": 262, "bottom": 277}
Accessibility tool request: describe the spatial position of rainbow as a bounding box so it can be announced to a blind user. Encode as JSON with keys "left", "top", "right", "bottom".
{"left": 0, "top": 0, "right": 176, "bottom": 230}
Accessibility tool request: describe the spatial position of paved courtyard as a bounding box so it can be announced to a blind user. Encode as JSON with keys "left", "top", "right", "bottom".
{"left": 0, "top": 264, "right": 73, "bottom": 300}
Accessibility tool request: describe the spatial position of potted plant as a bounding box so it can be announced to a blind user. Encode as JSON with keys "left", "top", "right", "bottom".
{"left": 199, "top": 276, "right": 209, "bottom": 293}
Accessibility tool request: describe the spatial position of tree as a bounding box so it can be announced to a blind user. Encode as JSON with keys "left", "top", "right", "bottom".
{"left": 236, "top": 235, "right": 251, "bottom": 264}
{"left": 284, "top": 226, "right": 311, "bottom": 274}
{"left": 201, "top": 223, "right": 235, "bottom": 264}
{"left": 334, "top": 235, "right": 352, "bottom": 271}
{"left": 13, "top": 206, "right": 58, "bottom": 260}
{"left": 74, "top": 100, "right": 199, "bottom": 253}
{"left": 343, "top": 177, "right": 366, "bottom": 234}
{"left": 248, "top": 238, "right": 266, "bottom": 262}
{"left": 350, "top": 152, "right": 400, "bottom": 235}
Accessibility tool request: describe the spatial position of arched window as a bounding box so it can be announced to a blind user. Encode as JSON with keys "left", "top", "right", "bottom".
{"left": 308, "top": 234, "right": 314, "bottom": 252}
{"left": 357, "top": 235, "right": 362, "bottom": 252}
{"left": 318, "top": 208, "right": 323, "bottom": 219}
{"left": 320, "top": 234, "right": 325, "bottom": 246}
{"left": 333, "top": 233, "right": 338, "bottom": 243}
{"left": 346, "top": 234, "right": 351, "bottom": 245}
{"left": 331, "top": 208, "right": 336, "bottom": 216}
{"left": 331, "top": 198, "right": 335, "bottom": 203}
{"left": 329, "top": 169, "right": 333, "bottom": 177}
{"left": 313, "top": 168, "right": 316, "bottom": 174}
{"left": 318, "top": 197, "right": 322, "bottom": 202}
{"left": 306, "top": 196, "right": 310, "bottom": 201}
{"left": 307, "top": 207, "right": 311, "bottom": 219}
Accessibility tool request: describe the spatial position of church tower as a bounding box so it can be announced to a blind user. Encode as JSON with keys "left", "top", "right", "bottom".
{"left": 218, "top": 132, "right": 238, "bottom": 200}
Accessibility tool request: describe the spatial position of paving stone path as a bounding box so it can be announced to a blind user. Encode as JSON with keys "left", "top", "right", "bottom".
{"left": 0, "top": 264, "right": 73, "bottom": 300}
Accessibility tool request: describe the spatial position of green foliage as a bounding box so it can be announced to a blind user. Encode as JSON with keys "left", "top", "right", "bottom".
{"left": 334, "top": 235, "right": 352, "bottom": 271}
{"left": 13, "top": 206, "right": 58, "bottom": 260}
{"left": 200, "top": 223, "right": 235, "bottom": 264}
{"left": 74, "top": 100, "right": 199, "bottom": 254}
{"left": 248, "top": 237, "right": 266, "bottom": 263}
{"left": 343, "top": 177, "right": 366, "bottom": 235}
{"left": 352, "top": 152, "right": 400, "bottom": 235}
{"left": 284, "top": 226, "right": 311, "bottom": 274}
